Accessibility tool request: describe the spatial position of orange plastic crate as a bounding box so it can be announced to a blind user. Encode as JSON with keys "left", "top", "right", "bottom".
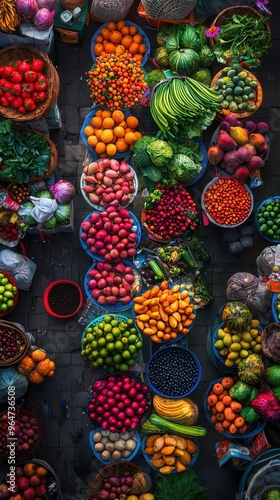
{"left": 137, "top": 1, "right": 194, "bottom": 28}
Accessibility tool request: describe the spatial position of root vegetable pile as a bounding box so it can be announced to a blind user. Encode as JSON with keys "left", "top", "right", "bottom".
{"left": 82, "top": 158, "right": 136, "bottom": 209}
{"left": 148, "top": 346, "right": 199, "bottom": 397}
{"left": 87, "top": 374, "right": 150, "bottom": 433}
{"left": 203, "top": 178, "right": 252, "bottom": 226}
{"left": 85, "top": 261, "right": 141, "bottom": 308}
{"left": 142, "top": 184, "right": 198, "bottom": 240}
{"left": 92, "top": 428, "right": 138, "bottom": 462}
{"left": 80, "top": 207, "right": 139, "bottom": 262}
{"left": 87, "top": 53, "right": 148, "bottom": 110}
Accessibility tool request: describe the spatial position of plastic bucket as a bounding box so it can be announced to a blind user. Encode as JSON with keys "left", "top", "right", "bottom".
{"left": 43, "top": 280, "right": 83, "bottom": 318}
{"left": 236, "top": 449, "right": 280, "bottom": 500}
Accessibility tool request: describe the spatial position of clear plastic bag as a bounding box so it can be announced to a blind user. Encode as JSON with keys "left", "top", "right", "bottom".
{"left": 226, "top": 272, "right": 272, "bottom": 315}
{"left": 0, "top": 249, "right": 37, "bottom": 290}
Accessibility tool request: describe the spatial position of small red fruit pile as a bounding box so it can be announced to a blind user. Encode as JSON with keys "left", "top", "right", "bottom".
{"left": 82, "top": 158, "right": 136, "bottom": 208}
{"left": 86, "top": 261, "right": 139, "bottom": 307}
{"left": 80, "top": 207, "right": 139, "bottom": 262}
{"left": 0, "top": 410, "right": 40, "bottom": 456}
{"left": 0, "top": 58, "right": 48, "bottom": 114}
{"left": 88, "top": 374, "right": 151, "bottom": 433}
{"left": 0, "top": 462, "right": 48, "bottom": 500}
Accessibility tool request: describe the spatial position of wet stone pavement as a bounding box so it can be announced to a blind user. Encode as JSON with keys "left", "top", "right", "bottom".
{"left": 1, "top": 1, "right": 280, "bottom": 499}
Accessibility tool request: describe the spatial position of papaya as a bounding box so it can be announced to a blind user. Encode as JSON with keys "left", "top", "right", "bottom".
{"left": 229, "top": 126, "right": 249, "bottom": 145}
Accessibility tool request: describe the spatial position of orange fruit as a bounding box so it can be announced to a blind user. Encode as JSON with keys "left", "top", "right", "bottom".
{"left": 123, "top": 127, "right": 133, "bottom": 133}
{"left": 107, "top": 21, "right": 117, "bottom": 31}
{"left": 121, "top": 35, "right": 133, "bottom": 48}
{"left": 87, "top": 135, "right": 98, "bottom": 148}
{"left": 104, "top": 42, "right": 116, "bottom": 54}
{"left": 121, "top": 26, "right": 130, "bottom": 36}
{"left": 95, "top": 109, "right": 102, "bottom": 117}
{"left": 106, "top": 143, "right": 117, "bottom": 156}
{"left": 101, "top": 109, "right": 112, "bottom": 119}
{"left": 134, "top": 54, "right": 143, "bottom": 63}
{"left": 126, "top": 116, "right": 139, "bottom": 129}
{"left": 109, "top": 30, "right": 122, "bottom": 44}
{"left": 84, "top": 125, "right": 94, "bottom": 137}
{"left": 100, "top": 28, "right": 110, "bottom": 40}
{"left": 124, "top": 132, "right": 136, "bottom": 145}
{"left": 129, "top": 25, "right": 138, "bottom": 36}
{"left": 112, "top": 110, "right": 125, "bottom": 123}
{"left": 117, "top": 20, "right": 125, "bottom": 31}
{"left": 114, "top": 126, "right": 125, "bottom": 138}
{"left": 128, "top": 42, "right": 139, "bottom": 55}
{"left": 101, "top": 129, "right": 114, "bottom": 144}
{"left": 95, "top": 35, "right": 103, "bottom": 43}
{"left": 133, "top": 34, "right": 143, "bottom": 44}
{"left": 95, "top": 142, "right": 106, "bottom": 154}
{"left": 139, "top": 43, "right": 147, "bottom": 54}
{"left": 31, "top": 349, "right": 47, "bottom": 362}
{"left": 134, "top": 131, "right": 143, "bottom": 140}
{"left": 94, "top": 42, "right": 104, "bottom": 56}
{"left": 102, "top": 117, "right": 115, "bottom": 129}
{"left": 91, "top": 116, "right": 103, "bottom": 128}
{"left": 116, "top": 138, "right": 128, "bottom": 153}
{"left": 115, "top": 44, "right": 125, "bottom": 55}
{"left": 118, "top": 120, "right": 127, "bottom": 128}
{"left": 95, "top": 129, "right": 103, "bottom": 140}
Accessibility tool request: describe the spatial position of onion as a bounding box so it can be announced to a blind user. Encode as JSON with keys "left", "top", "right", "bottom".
{"left": 32, "top": 7, "right": 54, "bottom": 30}
{"left": 16, "top": 0, "right": 38, "bottom": 19}
{"left": 50, "top": 180, "right": 75, "bottom": 204}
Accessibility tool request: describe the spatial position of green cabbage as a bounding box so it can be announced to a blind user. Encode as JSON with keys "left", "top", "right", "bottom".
{"left": 172, "top": 154, "right": 202, "bottom": 183}
{"left": 43, "top": 216, "right": 57, "bottom": 229}
{"left": 147, "top": 139, "right": 173, "bottom": 167}
{"left": 36, "top": 190, "right": 53, "bottom": 199}
{"left": 133, "top": 135, "right": 154, "bottom": 168}
{"left": 140, "top": 164, "right": 162, "bottom": 183}
{"left": 55, "top": 204, "right": 71, "bottom": 223}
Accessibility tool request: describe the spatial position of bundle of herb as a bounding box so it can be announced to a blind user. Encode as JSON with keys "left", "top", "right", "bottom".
{"left": 214, "top": 14, "right": 271, "bottom": 67}
{"left": 154, "top": 469, "right": 208, "bottom": 500}
{"left": 0, "top": 119, "right": 52, "bottom": 184}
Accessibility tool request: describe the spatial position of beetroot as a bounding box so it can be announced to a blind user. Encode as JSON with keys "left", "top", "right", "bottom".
{"left": 234, "top": 166, "right": 250, "bottom": 184}
{"left": 237, "top": 146, "right": 253, "bottom": 163}
{"left": 219, "top": 121, "right": 231, "bottom": 133}
{"left": 246, "top": 155, "right": 265, "bottom": 172}
{"left": 217, "top": 130, "right": 237, "bottom": 151}
{"left": 224, "top": 114, "right": 238, "bottom": 126}
{"left": 17, "top": 476, "right": 30, "bottom": 490}
{"left": 223, "top": 150, "right": 241, "bottom": 171}
{"left": 23, "top": 487, "right": 36, "bottom": 500}
{"left": 256, "top": 121, "right": 269, "bottom": 134}
{"left": 244, "top": 120, "right": 257, "bottom": 133}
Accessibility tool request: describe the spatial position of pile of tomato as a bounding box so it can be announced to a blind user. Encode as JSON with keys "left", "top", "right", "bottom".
{"left": 0, "top": 58, "right": 48, "bottom": 114}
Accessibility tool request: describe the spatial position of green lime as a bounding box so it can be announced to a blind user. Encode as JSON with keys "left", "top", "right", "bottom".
{"left": 118, "top": 322, "right": 127, "bottom": 332}
{"left": 98, "top": 322, "right": 104, "bottom": 330}
{"left": 97, "top": 337, "right": 106, "bottom": 348}
{"left": 92, "top": 362, "right": 99, "bottom": 369}
{"left": 126, "top": 319, "right": 134, "bottom": 327}
{"left": 113, "top": 353, "right": 122, "bottom": 364}
{"left": 88, "top": 354, "right": 95, "bottom": 360}
{"left": 0, "top": 273, "right": 4, "bottom": 279}
{"left": 122, "top": 350, "right": 131, "bottom": 360}
{"left": 105, "top": 355, "right": 113, "bottom": 365}
{"left": 86, "top": 333, "right": 94, "bottom": 342}
{"left": 80, "top": 350, "right": 87, "bottom": 357}
{"left": 2, "top": 297, "right": 7, "bottom": 303}
{"left": 82, "top": 338, "right": 87, "bottom": 346}
{"left": 99, "top": 348, "right": 108, "bottom": 358}
{"left": 92, "top": 350, "right": 99, "bottom": 359}
{"left": 115, "top": 340, "right": 124, "bottom": 351}
{"left": 0, "top": 278, "right": 8, "bottom": 286}
{"left": 103, "top": 315, "right": 113, "bottom": 323}
{"left": 112, "top": 327, "right": 121, "bottom": 337}
{"left": 131, "top": 352, "right": 139, "bottom": 359}
{"left": 6, "top": 300, "right": 14, "bottom": 308}
{"left": 96, "top": 357, "right": 104, "bottom": 367}
{"left": 127, "top": 358, "right": 136, "bottom": 366}
{"left": 104, "top": 324, "right": 112, "bottom": 334}
{"left": 121, "top": 337, "right": 128, "bottom": 345}
{"left": 95, "top": 328, "right": 104, "bottom": 338}
{"left": 122, "top": 330, "right": 130, "bottom": 338}
{"left": 119, "top": 363, "right": 129, "bottom": 372}
{"left": 0, "top": 286, "right": 5, "bottom": 294}
{"left": 128, "top": 344, "right": 137, "bottom": 355}
{"left": 136, "top": 340, "right": 143, "bottom": 350}
{"left": 106, "top": 342, "right": 115, "bottom": 352}
{"left": 128, "top": 335, "right": 137, "bottom": 344}
{"left": 105, "top": 333, "right": 114, "bottom": 342}
{"left": 129, "top": 327, "right": 137, "bottom": 335}
{"left": 90, "top": 340, "right": 98, "bottom": 350}
{"left": 0, "top": 304, "right": 7, "bottom": 311}
{"left": 111, "top": 319, "right": 119, "bottom": 328}
{"left": 4, "top": 284, "right": 13, "bottom": 292}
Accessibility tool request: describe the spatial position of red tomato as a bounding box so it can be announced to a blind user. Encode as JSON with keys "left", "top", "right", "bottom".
{"left": 24, "top": 70, "right": 38, "bottom": 83}
{"left": 0, "top": 96, "right": 9, "bottom": 107}
{"left": 21, "top": 83, "right": 34, "bottom": 98}
{"left": 11, "top": 96, "right": 23, "bottom": 109}
{"left": 23, "top": 97, "right": 36, "bottom": 111}
{"left": 18, "top": 60, "right": 31, "bottom": 73}
{"left": 31, "top": 59, "right": 44, "bottom": 72}
{"left": 5, "top": 92, "right": 15, "bottom": 103}
{"left": 32, "top": 91, "right": 47, "bottom": 103}
{"left": 2, "top": 66, "right": 14, "bottom": 78}
{"left": 11, "top": 83, "right": 22, "bottom": 96}
{"left": 34, "top": 74, "right": 48, "bottom": 91}
{"left": 18, "top": 106, "right": 26, "bottom": 114}
{"left": 10, "top": 70, "right": 23, "bottom": 83}
{"left": 0, "top": 80, "right": 13, "bottom": 91}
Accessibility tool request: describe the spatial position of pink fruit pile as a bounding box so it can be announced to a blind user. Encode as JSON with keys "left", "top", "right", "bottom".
{"left": 87, "top": 374, "right": 151, "bottom": 434}
{"left": 86, "top": 261, "right": 140, "bottom": 307}
{"left": 0, "top": 410, "right": 40, "bottom": 456}
{"left": 80, "top": 207, "right": 139, "bottom": 263}
{"left": 82, "top": 158, "right": 136, "bottom": 208}
{"left": 208, "top": 114, "right": 269, "bottom": 183}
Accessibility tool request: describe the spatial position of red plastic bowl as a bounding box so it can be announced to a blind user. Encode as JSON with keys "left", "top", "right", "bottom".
{"left": 43, "top": 280, "right": 83, "bottom": 318}
{"left": 0, "top": 269, "right": 18, "bottom": 318}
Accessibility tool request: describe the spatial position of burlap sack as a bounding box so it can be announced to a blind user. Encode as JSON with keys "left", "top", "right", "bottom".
{"left": 60, "top": 0, "right": 86, "bottom": 12}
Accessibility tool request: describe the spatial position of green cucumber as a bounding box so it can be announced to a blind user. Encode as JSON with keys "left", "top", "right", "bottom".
{"left": 149, "top": 260, "right": 164, "bottom": 279}
{"left": 149, "top": 414, "right": 207, "bottom": 437}
{"left": 180, "top": 249, "right": 195, "bottom": 268}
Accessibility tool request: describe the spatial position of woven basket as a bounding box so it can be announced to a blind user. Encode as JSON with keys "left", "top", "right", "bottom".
{"left": 0, "top": 320, "right": 30, "bottom": 367}
{"left": 88, "top": 462, "right": 142, "bottom": 499}
{"left": 0, "top": 129, "right": 58, "bottom": 183}
{"left": 209, "top": 6, "right": 271, "bottom": 52}
{"left": 0, "top": 45, "right": 60, "bottom": 122}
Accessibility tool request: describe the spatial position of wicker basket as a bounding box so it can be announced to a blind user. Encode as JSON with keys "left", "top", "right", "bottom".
{"left": 88, "top": 462, "right": 142, "bottom": 500}
{"left": 208, "top": 6, "right": 271, "bottom": 54}
{"left": 0, "top": 129, "right": 58, "bottom": 183}
{"left": 0, "top": 319, "right": 30, "bottom": 367}
{"left": 0, "top": 45, "right": 60, "bottom": 122}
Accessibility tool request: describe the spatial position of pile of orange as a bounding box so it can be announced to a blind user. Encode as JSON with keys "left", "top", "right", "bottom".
{"left": 93, "top": 20, "right": 148, "bottom": 64}
{"left": 83, "top": 108, "right": 142, "bottom": 157}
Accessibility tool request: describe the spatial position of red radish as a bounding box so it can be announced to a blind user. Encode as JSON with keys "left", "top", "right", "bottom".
{"left": 89, "top": 213, "right": 100, "bottom": 224}
{"left": 81, "top": 220, "right": 91, "bottom": 232}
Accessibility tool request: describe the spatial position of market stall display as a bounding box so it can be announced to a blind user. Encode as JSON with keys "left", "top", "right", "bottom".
{"left": 256, "top": 196, "right": 280, "bottom": 242}
{"left": 142, "top": 434, "right": 199, "bottom": 474}
{"left": 89, "top": 427, "right": 141, "bottom": 463}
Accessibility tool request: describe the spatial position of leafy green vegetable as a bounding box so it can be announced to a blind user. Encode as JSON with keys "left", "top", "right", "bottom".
{"left": 172, "top": 154, "right": 202, "bottom": 183}
{"left": 144, "top": 69, "right": 165, "bottom": 89}
{"left": 132, "top": 135, "right": 153, "bottom": 168}
{"left": 147, "top": 139, "right": 173, "bottom": 167}
{"left": 0, "top": 119, "right": 52, "bottom": 184}
{"left": 214, "top": 14, "right": 271, "bottom": 67}
{"left": 155, "top": 468, "right": 208, "bottom": 500}
{"left": 140, "top": 164, "right": 163, "bottom": 183}
{"left": 195, "top": 24, "right": 207, "bottom": 46}
{"left": 144, "top": 189, "right": 163, "bottom": 209}
{"left": 55, "top": 204, "right": 71, "bottom": 223}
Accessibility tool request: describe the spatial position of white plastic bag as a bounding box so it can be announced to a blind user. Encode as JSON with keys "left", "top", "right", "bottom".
{"left": 30, "top": 196, "right": 58, "bottom": 223}
{"left": 0, "top": 249, "right": 37, "bottom": 290}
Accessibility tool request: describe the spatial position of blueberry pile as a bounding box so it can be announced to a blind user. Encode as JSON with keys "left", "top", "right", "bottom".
{"left": 148, "top": 348, "right": 200, "bottom": 397}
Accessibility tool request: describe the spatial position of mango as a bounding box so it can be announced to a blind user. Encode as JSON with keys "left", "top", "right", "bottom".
{"left": 225, "top": 359, "right": 235, "bottom": 367}
{"left": 253, "top": 344, "right": 262, "bottom": 354}
{"left": 214, "top": 340, "right": 225, "bottom": 350}
{"left": 232, "top": 335, "right": 241, "bottom": 343}
{"left": 228, "top": 351, "right": 240, "bottom": 360}
{"left": 250, "top": 329, "right": 259, "bottom": 338}
{"left": 230, "top": 342, "right": 241, "bottom": 352}
{"left": 241, "top": 340, "right": 250, "bottom": 349}
{"left": 251, "top": 319, "right": 259, "bottom": 328}
{"left": 234, "top": 357, "right": 242, "bottom": 365}
{"left": 240, "top": 349, "right": 249, "bottom": 358}
{"left": 223, "top": 334, "right": 232, "bottom": 347}
{"left": 241, "top": 332, "right": 252, "bottom": 342}
{"left": 219, "top": 348, "right": 229, "bottom": 357}
{"left": 229, "top": 126, "right": 249, "bottom": 145}
{"left": 249, "top": 133, "right": 268, "bottom": 153}
{"left": 217, "top": 328, "right": 226, "bottom": 339}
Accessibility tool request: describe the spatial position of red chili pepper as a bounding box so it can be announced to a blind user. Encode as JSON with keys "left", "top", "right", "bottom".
{"left": 24, "top": 70, "right": 38, "bottom": 83}
{"left": 35, "top": 74, "right": 48, "bottom": 91}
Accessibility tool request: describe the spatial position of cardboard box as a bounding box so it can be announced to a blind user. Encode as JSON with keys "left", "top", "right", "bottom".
{"left": 0, "top": 22, "right": 54, "bottom": 53}
{"left": 54, "top": 0, "right": 89, "bottom": 46}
